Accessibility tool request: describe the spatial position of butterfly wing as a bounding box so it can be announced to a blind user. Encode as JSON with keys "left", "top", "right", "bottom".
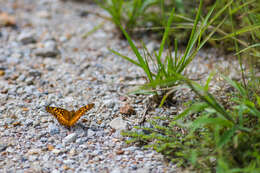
{"left": 46, "top": 106, "right": 71, "bottom": 127}
{"left": 68, "top": 103, "right": 94, "bottom": 127}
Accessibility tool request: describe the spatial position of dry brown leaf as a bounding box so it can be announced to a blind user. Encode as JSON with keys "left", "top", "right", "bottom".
{"left": 119, "top": 103, "right": 136, "bottom": 115}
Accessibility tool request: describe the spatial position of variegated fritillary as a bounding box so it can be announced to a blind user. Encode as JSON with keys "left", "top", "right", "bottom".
{"left": 45, "top": 103, "right": 94, "bottom": 127}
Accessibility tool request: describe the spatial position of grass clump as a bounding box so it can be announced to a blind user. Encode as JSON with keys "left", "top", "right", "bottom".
{"left": 122, "top": 75, "right": 260, "bottom": 172}
{"left": 109, "top": 0, "right": 231, "bottom": 106}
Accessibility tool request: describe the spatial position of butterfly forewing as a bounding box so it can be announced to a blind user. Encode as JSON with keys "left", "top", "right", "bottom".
{"left": 68, "top": 103, "right": 95, "bottom": 127}
{"left": 46, "top": 106, "right": 74, "bottom": 127}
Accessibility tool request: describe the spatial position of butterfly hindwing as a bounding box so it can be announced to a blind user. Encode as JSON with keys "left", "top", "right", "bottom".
{"left": 68, "top": 103, "right": 95, "bottom": 127}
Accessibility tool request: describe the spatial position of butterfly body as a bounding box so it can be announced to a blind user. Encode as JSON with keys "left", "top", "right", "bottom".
{"left": 45, "top": 103, "right": 94, "bottom": 127}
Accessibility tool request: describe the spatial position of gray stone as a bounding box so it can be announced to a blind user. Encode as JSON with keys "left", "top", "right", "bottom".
{"left": 25, "top": 119, "right": 33, "bottom": 127}
{"left": 28, "top": 70, "right": 42, "bottom": 77}
{"left": 87, "top": 129, "right": 95, "bottom": 137}
{"left": 0, "top": 106, "right": 6, "bottom": 113}
{"left": 49, "top": 124, "right": 60, "bottom": 135}
{"left": 109, "top": 117, "right": 128, "bottom": 131}
{"left": 6, "top": 146, "right": 15, "bottom": 153}
{"left": 63, "top": 159, "right": 74, "bottom": 165}
{"left": 28, "top": 155, "right": 37, "bottom": 162}
{"left": 16, "top": 87, "right": 24, "bottom": 94}
{"left": 35, "top": 40, "right": 60, "bottom": 57}
{"left": 63, "top": 133, "right": 78, "bottom": 144}
{"left": 24, "top": 85, "right": 35, "bottom": 94}
{"left": 64, "top": 96, "right": 74, "bottom": 104}
{"left": 52, "top": 149, "right": 61, "bottom": 154}
{"left": 40, "top": 137, "right": 48, "bottom": 143}
{"left": 76, "top": 137, "right": 88, "bottom": 144}
{"left": 103, "top": 99, "right": 115, "bottom": 108}
{"left": 0, "top": 143, "right": 7, "bottom": 152}
{"left": 17, "top": 31, "right": 36, "bottom": 44}
{"left": 17, "top": 74, "right": 26, "bottom": 82}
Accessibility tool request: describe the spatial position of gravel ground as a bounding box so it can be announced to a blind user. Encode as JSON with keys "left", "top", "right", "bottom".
{"left": 0, "top": 0, "right": 245, "bottom": 172}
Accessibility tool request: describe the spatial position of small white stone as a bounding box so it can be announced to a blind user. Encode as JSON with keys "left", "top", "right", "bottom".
{"left": 63, "top": 133, "right": 78, "bottom": 144}
{"left": 109, "top": 117, "right": 128, "bottom": 131}
{"left": 52, "top": 149, "right": 61, "bottom": 154}
{"left": 17, "top": 31, "right": 36, "bottom": 44}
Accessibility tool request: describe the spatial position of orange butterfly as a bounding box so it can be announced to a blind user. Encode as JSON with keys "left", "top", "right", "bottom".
{"left": 45, "top": 103, "right": 94, "bottom": 127}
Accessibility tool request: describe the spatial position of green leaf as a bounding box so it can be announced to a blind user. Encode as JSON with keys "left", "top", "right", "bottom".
{"left": 221, "top": 75, "right": 247, "bottom": 98}
{"left": 217, "top": 126, "right": 237, "bottom": 149}
{"left": 216, "top": 24, "right": 260, "bottom": 40}
{"left": 191, "top": 117, "right": 232, "bottom": 132}
{"left": 172, "top": 102, "right": 208, "bottom": 121}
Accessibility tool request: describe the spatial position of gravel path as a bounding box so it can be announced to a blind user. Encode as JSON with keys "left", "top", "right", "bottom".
{"left": 0, "top": 0, "right": 243, "bottom": 172}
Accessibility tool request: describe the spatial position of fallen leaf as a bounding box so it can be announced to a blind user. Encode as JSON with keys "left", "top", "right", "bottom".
{"left": 119, "top": 103, "right": 136, "bottom": 115}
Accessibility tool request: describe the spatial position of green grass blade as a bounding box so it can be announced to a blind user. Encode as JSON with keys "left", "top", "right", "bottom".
{"left": 172, "top": 102, "right": 208, "bottom": 121}
{"left": 216, "top": 24, "right": 260, "bottom": 40}
{"left": 191, "top": 117, "right": 233, "bottom": 133}
{"left": 178, "top": 0, "right": 203, "bottom": 69}
{"left": 217, "top": 126, "right": 237, "bottom": 149}
{"left": 235, "top": 43, "right": 260, "bottom": 55}
{"left": 221, "top": 75, "right": 248, "bottom": 98}
{"left": 204, "top": 72, "right": 215, "bottom": 91}
{"left": 109, "top": 48, "right": 141, "bottom": 67}
{"left": 117, "top": 23, "right": 153, "bottom": 82}
{"left": 158, "top": 8, "right": 175, "bottom": 59}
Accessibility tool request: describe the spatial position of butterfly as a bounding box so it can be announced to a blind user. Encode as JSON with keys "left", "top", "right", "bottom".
{"left": 45, "top": 103, "right": 94, "bottom": 127}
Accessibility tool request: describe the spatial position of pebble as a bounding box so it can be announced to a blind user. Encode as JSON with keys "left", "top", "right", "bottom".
{"left": 64, "top": 96, "right": 74, "bottom": 103}
{"left": 52, "top": 149, "right": 61, "bottom": 154}
{"left": 17, "top": 74, "right": 26, "bottom": 82}
{"left": 17, "top": 31, "right": 36, "bottom": 44}
{"left": 109, "top": 117, "right": 128, "bottom": 131}
{"left": 0, "top": 143, "right": 7, "bottom": 152}
{"left": 63, "top": 159, "right": 74, "bottom": 165}
{"left": 35, "top": 40, "right": 60, "bottom": 57}
{"left": 103, "top": 99, "right": 115, "bottom": 108}
{"left": 6, "top": 147, "right": 15, "bottom": 153}
{"left": 28, "top": 70, "right": 42, "bottom": 77}
{"left": 49, "top": 124, "right": 60, "bottom": 135}
{"left": 87, "top": 129, "right": 95, "bottom": 137}
{"left": 25, "top": 119, "right": 33, "bottom": 126}
{"left": 63, "top": 133, "right": 78, "bottom": 144}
